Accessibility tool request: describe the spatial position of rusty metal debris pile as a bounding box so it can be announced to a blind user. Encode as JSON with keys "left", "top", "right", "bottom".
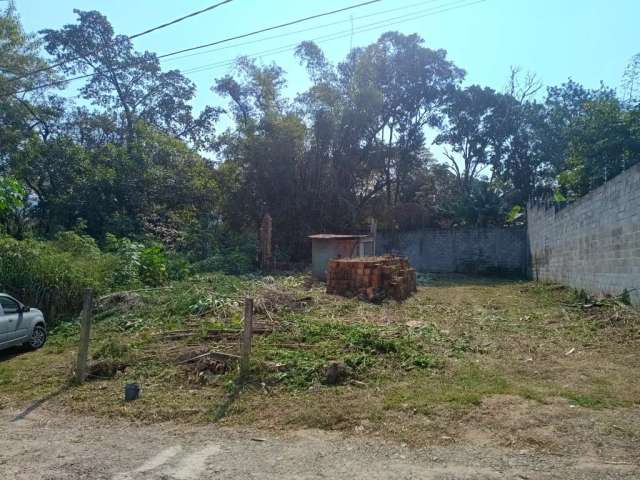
{"left": 326, "top": 255, "right": 417, "bottom": 301}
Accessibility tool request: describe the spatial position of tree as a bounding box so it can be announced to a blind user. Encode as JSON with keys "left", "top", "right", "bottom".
{"left": 622, "top": 53, "right": 640, "bottom": 107}
{"left": 336, "top": 32, "right": 464, "bottom": 208}
{"left": 558, "top": 96, "right": 640, "bottom": 197}
{"left": 215, "top": 58, "right": 311, "bottom": 258}
{"left": 41, "top": 10, "right": 220, "bottom": 150}
{"left": 0, "top": 175, "right": 23, "bottom": 215}
{"left": 491, "top": 67, "right": 548, "bottom": 208}
{"left": 435, "top": 85, "right": 510, "bottom": 197}
{"left": 0, "top": 1, "right": 60, "bottom": 164}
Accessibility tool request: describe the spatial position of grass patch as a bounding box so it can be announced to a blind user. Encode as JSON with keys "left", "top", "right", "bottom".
{"left": 0, "top": 272, "right": 638, "bottom": 447}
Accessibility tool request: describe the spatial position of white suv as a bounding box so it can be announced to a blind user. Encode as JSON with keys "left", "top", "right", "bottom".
{"left": 0, "top": 293, "right": 47, "bottom": 352}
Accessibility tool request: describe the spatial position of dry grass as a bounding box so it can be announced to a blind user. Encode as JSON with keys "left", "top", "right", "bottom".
{"left": 1, "top": 273, "right": 639, "bottom": 458}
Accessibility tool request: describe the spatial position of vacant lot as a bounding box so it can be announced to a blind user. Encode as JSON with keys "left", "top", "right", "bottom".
{"left": 1, "top": 273, "right": 639, "bottom": 463}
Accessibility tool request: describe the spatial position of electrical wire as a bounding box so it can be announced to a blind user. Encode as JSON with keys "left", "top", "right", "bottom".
{"left": 181, "top": 0, "right": 483, "bottom": 76}
{"left": 7, "top": 0, "right": 235, "bottom": 83}
{"left": 3, "top": 0, "right": 382, "bottom": 96}
{"left": 155, "top": 0, "right": 382, "bottom": 60}
{"left": 4, "top": 0, "right": 484, "bottom": 98}
{"left": 160, "top": 0, "right": 447, "bottom": 65}
{"left": 128, "top": 0, "right": 234, "bottom": 40}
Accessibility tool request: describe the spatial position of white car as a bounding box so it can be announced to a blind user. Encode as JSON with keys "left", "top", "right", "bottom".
{"left": 0, "top": 293, "right": 47, "bottom": 352}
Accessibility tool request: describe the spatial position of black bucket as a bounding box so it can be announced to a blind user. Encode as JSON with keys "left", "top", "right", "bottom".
{"left": 124, "top": 383, "right": 140, "bottom": 402}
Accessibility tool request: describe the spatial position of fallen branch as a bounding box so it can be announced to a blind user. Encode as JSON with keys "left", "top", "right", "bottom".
{"left": 177, "top": 350, "right": 240, "bottom": 365}
{"left": 98, "top": 286, "right": 174, "bottom": 302}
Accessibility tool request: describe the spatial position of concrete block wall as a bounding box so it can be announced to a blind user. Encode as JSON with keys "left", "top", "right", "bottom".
{"left": 527, "top": 163, "right": 640, "bottom": 305}
{"left": 376, "top": 227, "right": 527, "bottom": 276}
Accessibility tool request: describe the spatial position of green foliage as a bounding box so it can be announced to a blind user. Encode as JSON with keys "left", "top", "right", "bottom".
{"left": 139, "top": 245, "right": 168, "bottom": 286}
{"left": 553, "top": 189, "right": 567, "bottom": 203}
{"left": 346, "top": 326, "right": 398, "bottom": 354}
{"left": 166, "top": 255, "right": 190, "bottom": 281}
{"left": 0, "top": 177, "right": 24, "bottom": 214}
{"left": 192, "top": 250, "right": 254, "bottom": 275}
{"left": 0, "top": 231, "right": 182, "bottom": 323}
{"left": 0, "top": 233, "right": 117, "bottom": 323}
{"left": 93, "top": 337, "right": 130, "bottom": 362}
{"left": 104, "top": 234, "right": 144, "bottom": 287}
{"left": 0, "top": 5, "right": 638, "bottom": 260}
{"left": 506, "top": 205, "right": 524, "bottom": 223}
{"left": 256, "top": 316, "right": 442, "bottom": 388}
{"left": 46, "top": 321, "right": 80, "bottom": 351}
{"left": 53, "top": 231, "right": 101, "bottom": 256}
{"left": 557, "top": 97, "right": 640, "bottom": 197}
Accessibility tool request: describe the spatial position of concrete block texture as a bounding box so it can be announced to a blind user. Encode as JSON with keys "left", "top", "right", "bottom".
{"left": 376, "top": 227, "right": 527, "bottom": 276}
{"left": 527, "top": 163, "right": 640, "bottom": 305}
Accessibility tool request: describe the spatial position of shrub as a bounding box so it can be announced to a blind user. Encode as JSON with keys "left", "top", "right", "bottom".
{"left": 139, "top": 245, "right": 168, "bottom": 286}
{"left": 0, "top": 234, "right": 117, "bottom": 324}
{"left": 192, "top": 249, "right": 254, "bottom": 275}
{"left": 166, "top": 254, "right": 190, "bottom": 281}
{"left": 104, "top": 234, "right": 144, "bottom": 287}
{"left": 53, "top": 231, "right": 101, "bottom": 256}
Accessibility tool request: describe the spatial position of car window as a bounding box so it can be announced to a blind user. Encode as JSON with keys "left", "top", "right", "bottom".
{"left": 0, "top": 296, "right": 19, "bottom": 314}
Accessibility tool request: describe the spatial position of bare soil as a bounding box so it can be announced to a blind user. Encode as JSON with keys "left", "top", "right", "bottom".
{"left": 1, "top": 407, "right": 638, "bottom": 479}
{"left": 1, "top": 274, "right": 639, "bottom": 478}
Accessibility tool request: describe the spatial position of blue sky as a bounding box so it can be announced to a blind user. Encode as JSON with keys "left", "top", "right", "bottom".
{"left": 13, "top": 0, "right": 640, "bottom": 127}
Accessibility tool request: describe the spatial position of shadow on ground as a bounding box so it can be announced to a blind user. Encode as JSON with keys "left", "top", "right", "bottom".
{"left": 420, "top": 273, "right": 528, "bottom": 288}
{"left": 11, "top": 384, "right": 71, "bottom": 422}
{"left": 0, "top": 346, "right": 28, "bottom": 363}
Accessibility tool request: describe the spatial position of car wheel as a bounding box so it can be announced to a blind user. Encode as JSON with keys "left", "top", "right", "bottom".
{"left": 28, "top": 324, "right": 47, "bottom": 350}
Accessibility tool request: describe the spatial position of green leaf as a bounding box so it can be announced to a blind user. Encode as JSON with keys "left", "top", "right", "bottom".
{"left": 506, "top": 205, "right": 524, "bottom": 223}
{"left": 553, "top": 190, "right": 567, "bottom": 203}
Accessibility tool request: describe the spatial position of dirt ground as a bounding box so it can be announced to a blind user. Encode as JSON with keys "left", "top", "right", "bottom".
{"left": 1, "top": 275, "right": 640, "bottom": 478}
{"left": 1, "top": 407, "right": 638, "bottom": 480}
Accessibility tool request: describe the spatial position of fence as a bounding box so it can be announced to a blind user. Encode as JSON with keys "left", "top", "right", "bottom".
{"left": 376, "top": 227, "right": 528, "bottom": 276}
{"left": 527, "top": 163, "right": 640, "bottom": 305}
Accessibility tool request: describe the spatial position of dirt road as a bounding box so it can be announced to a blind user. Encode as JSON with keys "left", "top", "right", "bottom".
{"left": 1, "top": 408, "right": 638, "bottom": 480}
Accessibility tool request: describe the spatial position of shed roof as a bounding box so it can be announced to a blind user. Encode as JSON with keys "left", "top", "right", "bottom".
{"left": 308, "top": 234, "right": 369, "bottom": 240}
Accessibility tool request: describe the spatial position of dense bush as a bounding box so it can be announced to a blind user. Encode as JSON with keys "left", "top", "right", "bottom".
{"left": 139, "top": 245, "right": 168, "bottom": 286}
{"left": 0, "top": 232, "right": 192, "bottom": 324}
{"left": 192, "top": 249, "right": 254, "bottom": 275}
{"left": 0, "top": 225, "right": 260, "bottom": 324}
{"left": 0, "top": 234, "right": 118, "bottom": 324}
{"left": 104, "top": 234, "right": 144, "bottom": 287}
{"left": 166, "top": 255, "right": 190, "bottom": 281}
{"left": 188, "top": 228, "right": 256, "bottom": 275}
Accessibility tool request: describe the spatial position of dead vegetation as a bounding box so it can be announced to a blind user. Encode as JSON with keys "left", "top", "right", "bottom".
{"left": 0, "top": 272, "right": 639, "bottom": 461}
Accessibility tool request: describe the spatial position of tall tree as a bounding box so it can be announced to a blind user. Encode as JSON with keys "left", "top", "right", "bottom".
{"left": 622, "top": 53, "right": 640, "bottom": 107}
{"left": 435, "top": 85, "right": 511, "bottom": 196}
{"left": 0, "top": 1, "right": 59, "bottom": 165}
{"left": 40, "top": 10, "right": 220, "bottom": 150}
{"left": 337, "top": 32, "right": 464, "bottom": 207}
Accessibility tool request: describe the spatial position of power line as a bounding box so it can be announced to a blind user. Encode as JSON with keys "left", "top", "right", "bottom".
{"left": 4, "top": 0, "right": 382, "bottom": 96}
{"left": 65, "top": 0, "right": 470, "bottom": 91}
{"left": 181, "top": 0, "right": 482, "bottom": 76}
{"left": 155, "top": 0, "right": 383, "bottom": 60}
{"left": 7, "top": 0, "right": 235, "bottom": 82}
{"left": 128, "top": 0, "right": 234, "bottom": 40}
{"left": 5, "top": 0, "right": 485, "bottom": 98}
{"left": 161, "top": 0, "right": 445, "bottom": 65}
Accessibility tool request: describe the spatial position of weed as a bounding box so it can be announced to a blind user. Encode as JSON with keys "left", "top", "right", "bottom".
{"left": 93, "top": 337, "right": 130, "bottom": 362}
{"left": 48, "top": 322, "right": 80, "bottom": 351}
{"left": 565, "top": 392, "right": 608, "bottom": 409}
{"left": 0, "top": 366, "right": 14, "bottom": 385}
{"left": 346, "top": 326, "right": 398, "bottom": 354}
{"left": 1, "top": 271, "right": 638, "bottom": 448}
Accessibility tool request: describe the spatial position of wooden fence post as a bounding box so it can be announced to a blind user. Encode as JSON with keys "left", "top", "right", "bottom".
{"left": 239, "top": 297, "right": 254, "bottom": 381}
{"left": 75, "top": 288, "right": 94, "bottom": 383}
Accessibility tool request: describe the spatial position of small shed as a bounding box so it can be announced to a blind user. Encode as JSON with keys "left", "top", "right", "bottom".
{"left": 309, "top": 234, "right": 375, "bottom": 280}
